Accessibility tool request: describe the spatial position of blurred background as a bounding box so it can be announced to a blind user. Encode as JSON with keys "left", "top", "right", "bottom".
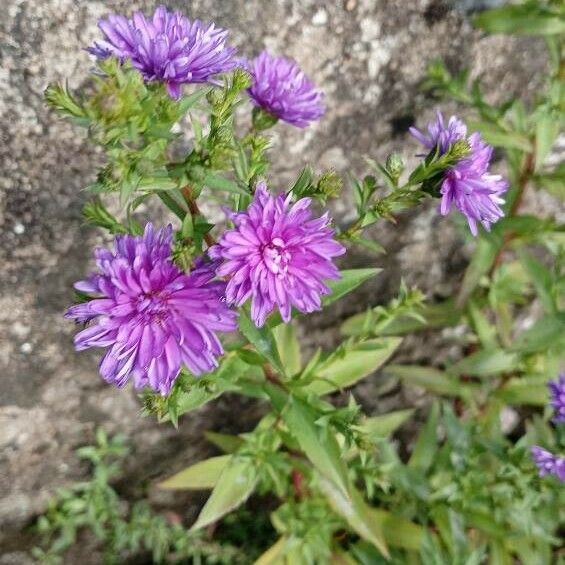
{"left": 0, "top": 0, "right": 557, "bottom": 560}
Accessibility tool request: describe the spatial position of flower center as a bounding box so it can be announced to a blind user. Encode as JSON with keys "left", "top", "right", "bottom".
{"left": 136, "top": 290, "right": 170, "bottom": 322}
{"left": 261, "top": 237, "right": 291, "bottom": 276}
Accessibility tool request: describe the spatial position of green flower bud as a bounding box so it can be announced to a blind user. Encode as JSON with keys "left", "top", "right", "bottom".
{"left": 385, "top": 153, "right": 404, "bottom": 180}
{"left": 449, "top": 139, "right": 470, "bottom": 160}
{"left": 252, "top": 106, "right": 279, "bottom": 131}
{"left": 317, "top": 170, "right": 343, "bottom": 199}
{"left": 232, "top": 68, "right": 253, "bottom": 91}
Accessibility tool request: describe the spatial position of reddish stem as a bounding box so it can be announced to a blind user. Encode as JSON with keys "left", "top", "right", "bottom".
{"left": 291, "top": 468, "right": 305, "bottom": 499}
{"left": 488, "top": 152, "right": 535, "bottom": 277}
{"left": 181, "top": 185, "right": 216, "bottom": 248}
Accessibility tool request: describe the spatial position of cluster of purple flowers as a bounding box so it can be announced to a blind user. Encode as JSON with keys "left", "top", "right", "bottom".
{"left": 68, "top": 185, "right": 344, "bottom": 393}
{"left": 410, "top": 112, "right": 508, "bottom": 236}
{"left": 88, "top": 6, "right": 324, "bottom": 126}
{"left": 531, "top": 374, "right": 565, "bottom": 482}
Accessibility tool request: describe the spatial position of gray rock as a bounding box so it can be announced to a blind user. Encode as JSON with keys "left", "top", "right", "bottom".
{"left": 0, "top": 0, "right": 552, "bottom": 557}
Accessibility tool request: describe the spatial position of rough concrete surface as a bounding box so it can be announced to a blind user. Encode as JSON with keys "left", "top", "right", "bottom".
{"left": 0, "top": 0, "right": 552, "bottom": 560}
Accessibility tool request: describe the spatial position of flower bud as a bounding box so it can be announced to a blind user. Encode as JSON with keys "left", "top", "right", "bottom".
{"left": 317, "top": 170, "right": 343, "bottom": 199}
{"left": 252, "top": 106, "right": 279, "bottom": 131}
{"left": 232, "top": 68, "right": 252, "bottom": 91}
{"left": 385, "top": 153, "right": 404, "bottom": 181}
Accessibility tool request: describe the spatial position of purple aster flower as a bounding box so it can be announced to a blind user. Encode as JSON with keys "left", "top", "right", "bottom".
{"left": 549, "top": 373, "right": 565, "bottom": 423}
{"left": 66, "top": 224, "right": 237, "bottom": 395}
{"left": 87, "top": 6, "right": 238, "bottom": 98}
{"left": 209, "top": 182, "right": 345, "bottom": 327}
{"left": 531, "top": 446, "right": 565, "bottom": 481}
{"left": 247, "top": 51, "right": 325, "bottom": 128}
{"left": 410, "top": 112, "right": 508, "bottom": 236}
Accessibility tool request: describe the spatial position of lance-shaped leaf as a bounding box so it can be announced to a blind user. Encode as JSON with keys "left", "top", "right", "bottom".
{"left": 386, "top": 365, "right": 477, "bottom": 399}
{"left": 191, "top": 456, "right": 258, "bottom": 531}
{"left": 318, "top": 476, "right": 389, "bottom": 558}
{"left": 495, "top": 376, "right": 549, "bottom": 406}
{"left": 158, "top": 455, "right": 231, "bottom": 490}
{"left": 273, "top": 323, "right": 302, "bottom": 376}
{"left": 267, "top": 269, "right": 382, "bottom": 329}
{"left": 341, "top": 299, "right": 462, "bottom": 337}
{"left": 304, "top": 337, "right": 402, "bottom": 395}
{"left": 204, "top": 172, "right": 250, "bottom": 196}
{"left": 205, "top": 431, "right": 244, "bottom": 454}
{"left": 409, "top": 402, "right": 440, "bottom": 471}
{"left": 322, "top": 269, "right": 381, "bottom": 307}
{"left": 174, "top": 355, "right": 251, "bottom": 418}
{"left": 474, "top": 4, "right": 565, "bottom": 36}
{"left": 369, "top": 509, "right": 423, "bottom": 551}
{"left": 239, "top": 310, "right": 285, "bottom": 374}
{"left": 279, "top": 392, "right": 350, "bottom": 497}
{"left": 457, "top": 233, "right": 503, "bottom": 307}
{"left": 254, "top": 537, "right": 287, "bottom": 564}
{"left": 360, "top": 409, "right": 415, "bottom": 439}
{"left": 448, "top": 349, "right": 520, "bottom": 378}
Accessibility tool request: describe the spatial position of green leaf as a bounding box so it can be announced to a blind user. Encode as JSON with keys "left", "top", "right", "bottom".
{"left": 304, "top": 337, "right": 402, "bottom": 395}
{"left": 495, "top": 376, "right": 549, "bottom": 406}
{"left": 181, "top": 210, "right": 194, "bottom": 238}
{"left": 204, "top": 432, "right": 244, "bottom": 454}
{"left": 280, "top": 393, "right": 350, "bottom": 496}
{"left": 273, "top": 323, "right": 302, "bottom": 376}
{"left": 409, "top": 402, "right": 440, "bottom": 471}
{"left": 175, "top": 355, "right": 250, "bottom": 417}
{"left": 318, "top": 477, "right": 389, "bottom": 558}
{"left": 138, "top": 176, "right": 178, "bottom": 191}
{"left": 267, "top": 269, "right": 383, "bottom": 329}
{"left": 386, "top": 365, "right": 476, "bottom": 399}
{"left": 361, "top": 409, "right": 415, "bottom": 439}
{"left": 368, "top": 509, "right": 423, "bottom": 551}
{"left": 177, "top": 87, "right": 212, "bottom": 113}
{"left": 511, "top": 315, "right": 565, "bottom": 354}
{"left": 239, "top": 311, "right": 285, "bottom": 374}
{"left": 535, "top": 112, "right": 560, "bottom": 169}
{"left": 448, "top": 349, "right": 520, "bottom": 378}
{"left": 534, "top": 163, "right": 565, "bottom": 199}
{"left": 457, "top": 233, "right": 503, "bottom": 307}
{"left": 467, "top": 300, "right": 497, "bottom": 348}
{"left": 474, "top": 4, "right": 565, "bottom": 36}
{"left": 323, "top": 269, "right": 382, "bottom": 307}
{"left": 191, "top": 456, "right": 258, "bottom": 530}
{"left": 342, "top": 299, "right": 462, "bottom": 336}
{"left": 204, "top": 173, "right": 250, "bottom": 195}
{"left": 518, "top": 251, "right": 556, "bottom": 314}
{"left": 254, "top": 537, "right": 286, "bottom": 564}
{"left": 159, "top": 455, "right": 231, "bottom": 490}
{"left": 466, "top": 120, "right": 532, "bottom": 152}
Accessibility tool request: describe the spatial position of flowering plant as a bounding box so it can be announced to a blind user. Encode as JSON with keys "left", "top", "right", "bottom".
{"left": 44, "top": 2, "right": 564, "bottom": 563}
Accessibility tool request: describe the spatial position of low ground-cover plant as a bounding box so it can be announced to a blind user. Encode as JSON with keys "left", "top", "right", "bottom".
{"left": 41, "top": 1, "right": 564, "bottom": 562}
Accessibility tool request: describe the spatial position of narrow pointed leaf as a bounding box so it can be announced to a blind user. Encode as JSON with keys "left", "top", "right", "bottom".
{"left": 304, "top": 337, "right": 402, "bottom": 395}
{"left": 409, "top": 402, "right": 440, "bottom": 471}
{"left": 239, "top": 310, "right": 285, "bottom": 374}
{"left": 361, "top": 409, "right": 415, "bottom": 438}
{"left": 191, "top": 457, "right": 258, "bottom": 530}
{"left": 281, "top": 394, "right": 350, "bottom": 496}
{"left": 322, "top": 269, "right": 381, "bottom": 307}
{"left": 159, "top": 455, "right": 231, "bottom": 490}
{"left": 319, "top": 477, "right": 389, "bottom": 558}
{"left": 273, "top": 323, "right": 302, "bottom": 376}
